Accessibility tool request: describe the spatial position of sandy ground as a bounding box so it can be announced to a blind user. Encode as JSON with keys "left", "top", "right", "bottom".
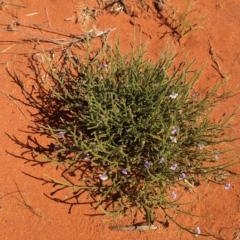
{"left": 0, "top": 0, "right": 240, "bottom": 239}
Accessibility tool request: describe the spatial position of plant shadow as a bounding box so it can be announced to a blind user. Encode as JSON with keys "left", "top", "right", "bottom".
{"left": 4, "top": 51, "right": 107, "bottom": 215}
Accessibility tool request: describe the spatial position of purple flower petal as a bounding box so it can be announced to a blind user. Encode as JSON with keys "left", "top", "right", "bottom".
{"left": 83, "top": 153, "right": 90, "bottom": 159}
{"left": 144, "top": 161, "right": 150, "bottom": 169}
{"left": 159, "top": 157, "right": 165, "bottom": 163}
{"left": 192, "top": 92, "right": 199, "bottom": 99}
{"left": 170, "top": 163, "right": 177, "bottom": 171}
{"left": 198, "top": 142, "right": 204, "bottom": 150}
{"left": 53, "top": 145, "right": 60, "bottom": 151}
{"left": 121, "top": 168, "right": 128, "bottom": 175}
{"left": 58, "top": 131, "right": 65, "bottom": 138}
{"left": 171, "top": 126, "right": 179, "bottom": 135}
{"left": 195, "top": 226, "right": 201, "bottom": 236}
{"left": 99, "top": 173, "right": 108, "bottom": 181}
{"left": 171, "top": 191, "right": 177, "bottom": 200}
{"left": 179, "top": 173, "right": 186, "bottom": 180}
{"left": 98, "top": 64, "right": 108, "bottom": 70}
{"left": 215, "top": 153, "right": 219, "bottom": 160}
{"left": 224, "top": 183, "right": 231, "bottom": 190}
{"left": 170, "top": 93, "right": 178, "bottom": 99}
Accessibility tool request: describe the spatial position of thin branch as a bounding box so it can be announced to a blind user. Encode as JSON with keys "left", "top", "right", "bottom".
{"left": 0, "top": 1, "right": 26, "bottom": 8}
{"left": 0, "top": 87, "right": 32, "bottom": 123}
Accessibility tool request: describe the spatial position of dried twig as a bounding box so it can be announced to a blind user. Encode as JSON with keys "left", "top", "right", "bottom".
{"left": 109, "top": 224, "right": 158, "bottom": 231}
{"left": 1, "top": 43, "right": 16, "bottom": 53}
{"left": 25, "top": 12, "right": 39, "bottom": 17}
{"left": 0, "top": 1, "right": 26, "bottom": 8}
{"left": 208, "top": 40, "right": 225, "bottom": 78}
{"left": 0, "top": 181, "right": 49, "bottom": 220}
{"left": 0, "top": 87, "right": 31, "bottom": 122}
{"left": 0, "top": 18, "right": 116, "bottom": 53}
{"left": 45, "top": 8, "right": 51, "bottom": 28}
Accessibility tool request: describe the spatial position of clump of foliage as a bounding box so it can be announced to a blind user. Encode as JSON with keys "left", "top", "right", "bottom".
{"left": 164, "top": 0, "right": 206, "bottom": 38}
{"left": 36, "top": 37, "right": 237, "bottom": 237}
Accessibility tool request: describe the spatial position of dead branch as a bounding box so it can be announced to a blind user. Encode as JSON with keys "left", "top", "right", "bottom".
{"left": 0, "top": 1, "right": 26, "bottom": 8}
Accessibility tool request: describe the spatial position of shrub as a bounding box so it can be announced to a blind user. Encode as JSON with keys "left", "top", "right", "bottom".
{"left": 32, "top": 37, "right": 238, "bottom": 237}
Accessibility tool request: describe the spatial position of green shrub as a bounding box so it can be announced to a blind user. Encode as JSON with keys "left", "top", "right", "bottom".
{"left": 38, "top": 38, "right": 238, "bottom": 237}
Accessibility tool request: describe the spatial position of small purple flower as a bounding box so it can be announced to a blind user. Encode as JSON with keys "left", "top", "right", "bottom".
{"left": 98, "top": 63, "right": 108, "bottom": 70}
{"left": 224, "top": 183, "right": 231, "bottom": 190}
{"left": 171, "top": 191, "right": 177, "bottom": 200}
{"left": 83, "top": 153, "right": 90, "bottom": 159}
{"left": 179, "top": 173, "right": 186, "bottom": 180}
{"left": 170, "top": 93, "right": 178, "bottom": 99}
{"left": 198, "top": 142, "right": 204, "bottom": 150}
{"left": 53, "top": 145, "right": 60, "bottom": 151}
{"left": 58, "top": 131, "right": 65, "bottom": 138}
{"left": 144, "top": 161, "right": 150, "bottom": 169}
{"left": 192, "top": 92, "right": 199, "bottom": 99}
{"left": 170, "top": 163, "right": 178, "bottom": 171}
{"left": 215, "top": 153, "right": 219, "bottom": 160}
{"left": 159, "top": 157, "right": 165, "bottom": 163}
{"left": 99, "top": 173, "right": 108, "bottom": 181}
{"left": 195, "top": 226, "right": 201, "bottom": 236}
{"left": 121, "top": 168, "right": 128, "bottom": 175}
{"left": 171, "top": 126, "right": 179, "bottom": 135}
